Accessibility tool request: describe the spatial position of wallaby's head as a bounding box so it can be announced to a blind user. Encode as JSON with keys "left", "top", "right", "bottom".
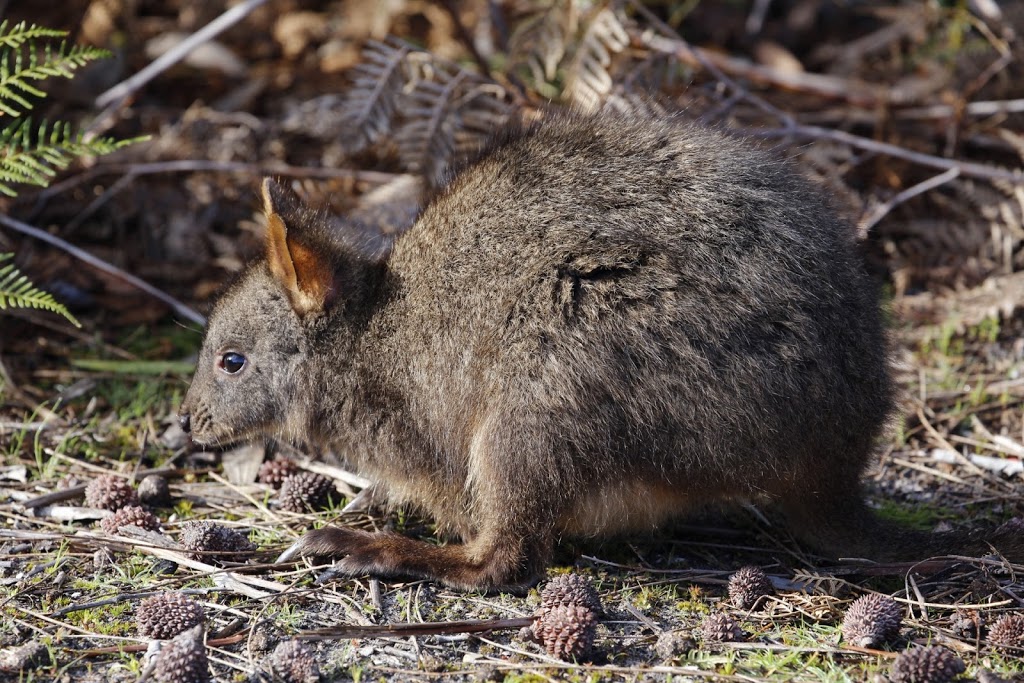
{"left": 178, "top": 179, "right": 387, "bottom": 448}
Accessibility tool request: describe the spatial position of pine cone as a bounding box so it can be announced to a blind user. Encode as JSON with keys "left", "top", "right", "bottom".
{"left": 178, "top": 521, "right": 255, "bottom": 563}
{"left": 950, "top": 609, "right": 984, "bottom": 639}
{"left": 841, "top": 594, "right": 902, "bottom": 648}
{"left": 699, "top": 612, "right": 745, "bottom": 643}
{"left": 153, "top": 624, "right": 210, "bottom": 683}
{"left": 137, "top": 592, "right": 205, "bottom": 640}
{"left": 988, "top": 613, "right": 1024, "bottom": 650}
{"left": 270, "top": 639, "right": 321, "bottom": 683}
{"left": 100, "top": 505, "right": 161, "bottom": 535}
{"left": 728, "top": 565, "right": 774, "bottom": 610}
{"left": 84, "top": 474, "right": 139, "bottom": 511}
{"left": 889, "top": 646, "right": 966, "bottom": 683}
{"left": 278, "top": 472, "right": 338, "bottom": 513}
{"left": 139, "top": 474, "right": 172, "bottom": 507}
{"left": 531, "top": 603, "right": 597, "bottom": 660}
{"left": 539, "top": 573, "right": 602, "bottom": 614}
{"left": 258, "top": 458, "right": 300, "bottom": 489}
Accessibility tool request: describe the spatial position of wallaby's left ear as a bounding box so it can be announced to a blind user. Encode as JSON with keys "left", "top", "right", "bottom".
{"left": 261, "top": 178, "right": 335, "bottom": 317}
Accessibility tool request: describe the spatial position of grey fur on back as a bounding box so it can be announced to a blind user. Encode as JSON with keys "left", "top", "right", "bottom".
{"left": 180, "top": 111, "right": 1020, "bottom": 590}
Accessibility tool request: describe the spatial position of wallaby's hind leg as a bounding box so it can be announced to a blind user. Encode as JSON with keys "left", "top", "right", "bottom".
{"left": 278, "top": 407, "right": 564, "bottom": 590}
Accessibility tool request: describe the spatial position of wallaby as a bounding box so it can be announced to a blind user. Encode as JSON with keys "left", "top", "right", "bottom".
{"left": 179, "top": 111, "right": 1022, "bottom": 590}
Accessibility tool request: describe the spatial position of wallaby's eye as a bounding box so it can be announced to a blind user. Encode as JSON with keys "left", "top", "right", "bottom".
{"left": 218, "top": 352, "right": 246, "bottom": 374}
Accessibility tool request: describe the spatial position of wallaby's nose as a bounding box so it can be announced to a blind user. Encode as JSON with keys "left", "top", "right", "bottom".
{"left": 178, "top": 411, "right": 191, "bottom": 433}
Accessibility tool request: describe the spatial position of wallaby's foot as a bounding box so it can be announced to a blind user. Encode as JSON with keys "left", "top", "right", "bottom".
{"left": 277, "top": 525, "right": 543, "bottom": 591}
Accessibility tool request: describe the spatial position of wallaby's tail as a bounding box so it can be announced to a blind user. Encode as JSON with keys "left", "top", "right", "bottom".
{"left": 780, "top": 488, "right": 1024, "bottom": 564}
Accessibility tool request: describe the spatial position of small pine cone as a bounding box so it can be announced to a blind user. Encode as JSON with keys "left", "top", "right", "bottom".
{"left": 137, "top": 592, "right": 205, "bottom": 640}
{"left": 654, "top": 630, "right": 695, "bottom": 661}
{"left": 539, "top": 573, "right": 603, "bottom": 615}
{"left": 531, "top": 603, "right": 597, "bottom": 660}
{"left": 153, "top": 624, "right": 210, "bottom": 683}
{"left": 139, "top": 474, "right": 172, "bottom": 507}
{"left": 84, "top": 474, "right": 139, "bottom": 511}
{"left": 178, "top": 521, "right": 255, "bottom": 563}
{"left": 100, "top": 505, "right": 161, "bottom": 535}
{"left": 950, "top": 609, "right": 984, "bottom": 639}
{"left": 728, "top": 565, "right": 774, "bottom": 610}
{"left": 270, "top": 639, "right": 321, "bottom": 683}
{"left": 258, "top": 458, "right": 300, "bottom": 489}
{"left": 841, "top": 594, "right": 902, "bottom": 648}
{"left": 699, "top": 612, "right": 745, "bottom": 643}
{"left": 889, "top": 646, "right": 966, "bottom": 683}
{"left": 988, "top": 613, "right": 1024, "bottom": 650}
{"left": 278, "top": 472, "right": 337, "bottom": 513}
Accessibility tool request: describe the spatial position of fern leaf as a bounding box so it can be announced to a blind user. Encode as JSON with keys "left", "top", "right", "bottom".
{"left": 455, "top": 83, "right": 514, "bottom": 157}
{"left": 0, "top": 119, "right": 137, "bottom": 196}
{"left": 340, "top": 37, "right": 413, "bottom": 153}
{"left": 0, "top": 21, "right": 66, "bottom": 50}
{"left": 394, "top": 66, "right": 466, "bottom": 186}
{"left": 0, "top": 23, "right": 110, "bottom": 116}
{"left": 336, "top": 35, "right": 513, "bottom": 185}
{"left": 563, "top": 7, "right": 629, "bottom": 113}
{"left": 0, "top": 253, "right": 80, "bottom": 327}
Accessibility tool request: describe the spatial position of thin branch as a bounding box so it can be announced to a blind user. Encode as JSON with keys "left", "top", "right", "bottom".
{"left": 62, "top": 173, "right": 135, "bottom": 233}
{"left": 753, "top": 123, "right": 1023, "bottom": 184}
{"left": 897, "top": 98, "right": 1024, "bottom": 120}
{"left": 628, "top": 1, "right": 793, "bottom": 128}
{"left": 643, "top": 32, "right": 887, "bottom": 108}
{"left": 0, "top": 214, "right": 205, "bottom": 326}
{"left": 298, "top": 616, "right": 535, "bottom": 641}
{"left": 858, "top": 167, "right": 960, "bottom": 236}
{"left": 95, "top": 0, "right": 271, "bottom": 108}
{"left": 27, "top": 160, "right": 400, "bottom": 208}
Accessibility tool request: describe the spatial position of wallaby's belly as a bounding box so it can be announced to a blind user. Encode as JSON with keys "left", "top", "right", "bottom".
{"left": 556, "top": 480, "right": 736, "bottom": 537}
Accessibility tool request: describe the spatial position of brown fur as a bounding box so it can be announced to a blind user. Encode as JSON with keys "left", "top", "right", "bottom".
{"left": 180, "top": 111, "right": 1023, "bottom": 590}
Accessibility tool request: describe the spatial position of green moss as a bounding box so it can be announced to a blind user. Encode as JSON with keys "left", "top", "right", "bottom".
{"left": 873, "top": 499, "right": 952, "bottom": 531}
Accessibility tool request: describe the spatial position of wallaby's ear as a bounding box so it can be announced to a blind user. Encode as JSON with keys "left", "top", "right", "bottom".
{"left": 261, "top": 178, "right": 334, "bottom": 317}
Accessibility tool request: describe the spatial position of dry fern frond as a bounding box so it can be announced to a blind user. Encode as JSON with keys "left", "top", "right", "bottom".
{"left": 563, "top": 7, "right": 629, "bottom": 114}
{"left": 454, "top": 82, "right": 515, "bottom": 157}
{"left": 602, "top": 88, "right": 669, "bottom": 118}
{"left": 394, "top": 62, "right": 466, "bottom": 186}
{"left": 338, "top": 38, "right": 513, "bottom": 186}
{"left": 339, "top": 37, "right": 412, "bottom": 153}
{"left": 508, "top": 1, "right": 575, "bottom": 87}
{"left": 393, "top": 49, "right": 513, "bottom": 186}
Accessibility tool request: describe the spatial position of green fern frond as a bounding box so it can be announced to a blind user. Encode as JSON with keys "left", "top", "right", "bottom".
{"left": 0, "top": 21, "right": 66, "bottom": 50}
{"left": 0, "top": 253, "right": 80, "bottom": 326}
{"left": 0, "top": 21, "right": 109, "bottom": 116}
{"left": 0, "top": 119, "right": 137, "bottom": 196}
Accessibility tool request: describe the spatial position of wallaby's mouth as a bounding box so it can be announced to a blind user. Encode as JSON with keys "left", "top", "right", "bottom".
{"left": 186, "top": 422, "right": 276, "bottom": 451}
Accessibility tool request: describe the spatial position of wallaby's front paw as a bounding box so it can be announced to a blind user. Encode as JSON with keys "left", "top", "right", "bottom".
{"left": 277, "top": 526, "right": 374, "bottom": 565}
